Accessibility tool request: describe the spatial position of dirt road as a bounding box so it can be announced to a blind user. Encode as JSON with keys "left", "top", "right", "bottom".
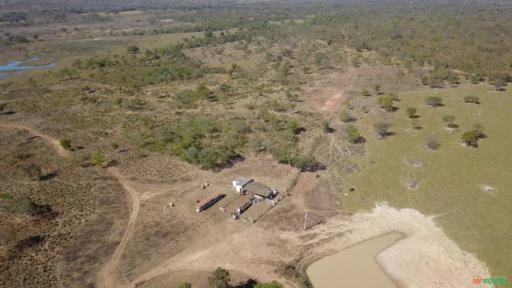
{"left": 0, "top": 123, "right": 71, "bottom": 158}
{"left": 97, "top": 167, "right": 141, "bottom": 288}
{"left": 0, "top": 122, "right": 139, "bottom": 288}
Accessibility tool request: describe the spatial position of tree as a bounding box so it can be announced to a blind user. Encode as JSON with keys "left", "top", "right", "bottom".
{"left": 424, "top": 134, "right": 440, "bottom": 150}
{"left": 208, "top": 267, "right": 230, "bottom": 288}
{"left": 127, "top": 45, "right": 140, "bottom": 54}
{"left": 344, "top": 124, "right": 362, "bottom": 143}
{"left": 464, "top": 95, "right": 480, "bottom": 104}
{"left": 426, "top": 96, "right": 443, "bottom": 107}
{"left": 60, "top": 138, "right": 72, "bottom": 150}
{"left": 339, "top": 109, "right": 352, "bottom": 122}
{"left": 176, "top": 283, "right": 192, "bottom": 288}
{"left": 256, "top": 281, "right": 284, "bottom": 288}
{"left": 90, "top": 151, "right": 105, "bottom": 166}
{"left": 322, "top": 121, "right": 333, "bottom": 133}
{"left": 410, "top": 118, "right": 422, "bottom": 130}
{"left": 461, "top": 130, "right": 482, "bottom": 147}
{"left": 377, "top": 95, "right": 394, "bottom": 111}
{"left": 374, "top": 84, "right": 381, "bottom": 95}
{"left": 374, "top": 121, "right": 392, "bottom": 138}
{"left": 442, "top": 115, "right": 457, "bottom": 128}
{"left": 361, "top": 89, "right": 371, "bottom": 97}
{"left": 406, "top": 107, "right": 417, "bottom": 118}
{"left": 204, "top": 30, "right": 214, "bottom": 38}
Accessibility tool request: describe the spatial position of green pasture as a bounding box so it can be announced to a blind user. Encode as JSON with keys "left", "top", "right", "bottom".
{"left": 344, "top": 83, "right": 512, "bottom": 280}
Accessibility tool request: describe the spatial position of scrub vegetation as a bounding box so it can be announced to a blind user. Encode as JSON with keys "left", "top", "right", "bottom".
{"left": 1, "top": 0, "right": 511, "bottom": 287}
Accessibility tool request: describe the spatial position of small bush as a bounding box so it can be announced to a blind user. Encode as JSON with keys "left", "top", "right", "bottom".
{"left": 344, "top": 124, "right": 363, "bottom": 143}
{"left": 424, "top": 134, "right": 440, "bottom": 150}
{"left": 322, "top": 121, "right": 333, "bottom": 133}
{"left": 426, "top": 96, "right": 443, "bottom": 107}
{"left": 256, "top": 281, "right": 284, "bottom": 288}
{"left": 209, "top": 267, "right": 230, "bottom": 288}
{"left": 91, "top": 150, "right": 105, "bottom": 166}
{"left": 461, "top": 130, "right": 482, "bottom": 147}
{"left": 361, "top": 89, "right": 371, "bottom": 97}
{"left": 176, "top": 283, "right": 191, "bottom": 288}
{"left": 464, "top": 95, "right": 480, "bottom": 104}
{"left": 60, "top": 138, "right": 72, "bottom": 150}
{"left": 374, "top": 121, "right": 392, "bottom": 138}
{"left": 127, "top": 45, "right": 140, "bottom": 54}
{"left": 377, "top": 95, "right": 395, "bottom": 111}
{"left": 406, "top": 107, "right": 417, "bottom": 118}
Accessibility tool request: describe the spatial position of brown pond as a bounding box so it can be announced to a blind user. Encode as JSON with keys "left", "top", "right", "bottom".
{"left": 306, "top": 232, "right": 403, "bottom": 288}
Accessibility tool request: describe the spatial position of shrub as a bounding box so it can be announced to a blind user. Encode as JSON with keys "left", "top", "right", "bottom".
{"left": 322, "top": 121, "right": 333, "bottom": 133}
{"left": 406, "top": 107, "right": 417, "bottom": 118}
{"left": 339, "top": 109, "right": 353, "bottom": 122}
{"left": 377, "top": 95, "right": 394, "bottom": 111}
{"left": 374, "top": 121, "right": 392, "bottom": 138}
{"left": 90, "top": 151, "right": 105, "bottom": 166}
{"left": 176, "top": 283, "right": 191, "bottom": 288}
{"left": 127, "top": 45, "right": 140, "bottom": 54}
{"left": 442, "top": 115, "right": 456, "bottom": 124}
{"left": 361, "top": 89, "right": 371, "bottom": 97}
{"left": 424, "top": 134, "right": 440, "bottom": 150}
{"left": 59, "top": 138, "right": 72, "bottom": 150}
{"left": 256, "top": 281, "right": 284, "bottom": 288}
{"left": 344, "top": 124, "right": 362, "bottom": 143}
{"left": 461, "top": 130, "right": 482, "bottom": 147}
{"left": 411, "top": 118, "right": 422, "bottom": 130}
{"left": 208, "top": 267, "right": 230, "bottom": 288}
{"left": 464, "top": 95, "right": 480, "bottom": 104}
{"left": 426, "top": 96, "right": 443, "bottom": 107}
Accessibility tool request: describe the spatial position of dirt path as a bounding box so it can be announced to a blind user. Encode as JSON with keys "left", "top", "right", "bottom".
{"left": 0, "top": 122, "right": 139, "bottom": 288}
{"left": 0, "top": 123, "right": 71, "bottom": 158}
{"left": 97, "top": 167, "right": 140, "bottom": 288}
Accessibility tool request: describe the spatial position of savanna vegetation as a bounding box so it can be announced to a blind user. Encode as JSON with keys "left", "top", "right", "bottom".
{"left": 1, "top": 0, "right": 512, "bottom": 287}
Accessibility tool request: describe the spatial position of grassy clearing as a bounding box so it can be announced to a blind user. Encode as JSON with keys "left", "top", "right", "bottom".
{"left": 343, "top": 83, "right": 512, "bottom": 279}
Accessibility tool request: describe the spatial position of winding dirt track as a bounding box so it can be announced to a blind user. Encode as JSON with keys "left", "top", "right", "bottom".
{"left": 97, "top": 167, "right": 140, "bottom": 288}
{"left": 0, "top": 123, "right": 71, "bottom": 158}
{"left": 0, "top": 123, "right": 137, "bottom": 288}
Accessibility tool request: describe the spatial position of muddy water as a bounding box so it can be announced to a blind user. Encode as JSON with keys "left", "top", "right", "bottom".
{"left": 306, "top": 232, "right": 403, "bottom": 288}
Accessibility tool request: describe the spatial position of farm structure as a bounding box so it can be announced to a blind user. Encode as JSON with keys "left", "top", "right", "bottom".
{"left": 232, "top": 177, "right": 277, "bottom": 200}
{"left": 196, "top": 193, "right": 225, "bottom": 213}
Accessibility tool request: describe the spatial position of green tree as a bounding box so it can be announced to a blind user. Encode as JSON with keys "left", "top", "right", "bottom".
{"left": 208, "top": 267, "right": 230, "bottom": 288}
{"left": 377, "top": 95, "right": 394, "bottom": 111}
{"left": 339, "top": 109, "right": 352, "bottom": 122}
{"left": 461, "top": 130, "right": 481, "bottom": 147}
{"left": 361, "top": 89, "right": 371, "bottom": 97}
{"left": 442, "top": 115, "right": 455, "bottom": 123}
{"left": 374, "top": 121, "right": 392, "bottom": 138}
{"left": 406, "top": 107, "right": 417, "bottom": 118}
{"left": 464, "top": 95, "right": 480, "bottom": 104}
{"left": 322, "top": 121, "right": 332, "bottom": 133}
{"left": 256, "top": 281, "right": 284, "bottom": 288}
{"left": 91, "top": 150, "right": 105, "bottom": 166}
{"left": 345, "top": 124, "right": 362, "bottom": 143}
{"left": 426, "top": 96, "right": 443, "bottom": 107}
{"left": 60, "top": 138, "right": 72, "bottom": 150}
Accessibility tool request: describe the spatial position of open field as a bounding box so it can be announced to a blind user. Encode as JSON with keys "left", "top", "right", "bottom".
{"left": 343, "top": 83, "right": 512, "bottom": 279}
